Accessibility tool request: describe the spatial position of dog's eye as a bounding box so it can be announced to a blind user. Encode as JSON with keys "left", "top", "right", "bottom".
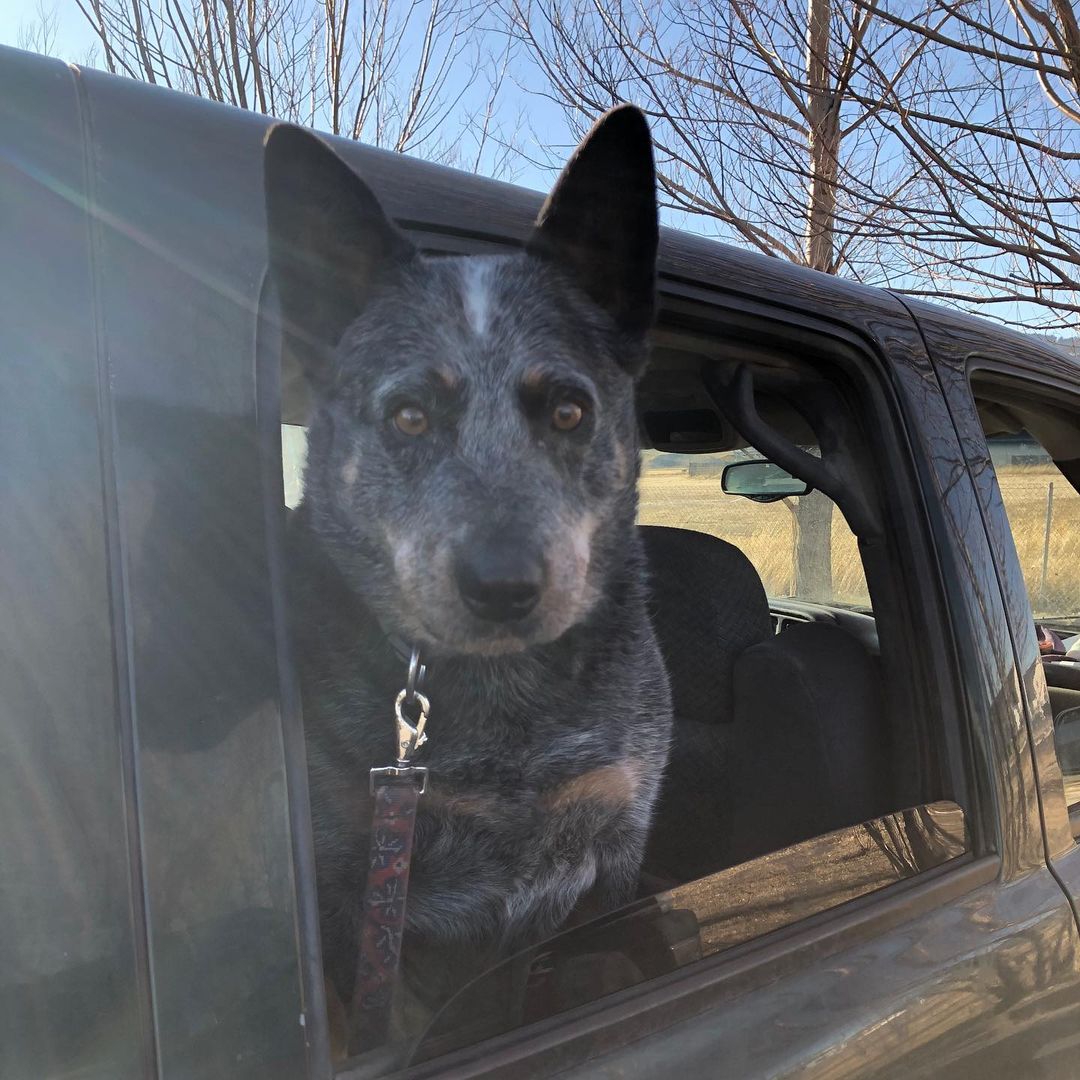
{"left": 552, "top": 401, "right": 584, "bottom": 432}
{"left": 393, "top": 405, "right": 429, "bottom": 436}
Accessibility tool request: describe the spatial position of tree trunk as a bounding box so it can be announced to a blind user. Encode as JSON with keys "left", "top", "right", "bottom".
{"left": 805, "top": 0, "right": 840, "bottom": 273}
{"left": 792, "top": 490, "right": 834, "bottom": 600}
{"left": 789, "top": 0, "right": 840, "bottom": 600}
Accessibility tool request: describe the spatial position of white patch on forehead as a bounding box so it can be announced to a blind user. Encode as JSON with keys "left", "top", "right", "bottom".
{"left": 460, "top": 258, "right": 498, "bottom": 338}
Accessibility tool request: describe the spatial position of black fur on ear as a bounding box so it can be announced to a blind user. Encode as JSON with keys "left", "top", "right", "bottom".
{"left": 526, "top": 105, "right": 659, "bottom": 340}
{"left": 263, "top": 124, "right": 415, "bottom": 387}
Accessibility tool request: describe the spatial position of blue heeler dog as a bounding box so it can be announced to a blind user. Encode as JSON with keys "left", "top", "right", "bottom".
{"left": 263, "top": 106, "right": 673, "bottom": 1042}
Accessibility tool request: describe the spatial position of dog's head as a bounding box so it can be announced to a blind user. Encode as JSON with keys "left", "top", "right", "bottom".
{"left": 265, "top": 108, "right": 658, "bottom": 655}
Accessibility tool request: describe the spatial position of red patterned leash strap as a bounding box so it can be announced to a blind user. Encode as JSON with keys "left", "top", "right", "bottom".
{"left": 348, "top": 681, "right": 430, "bottom": 1055}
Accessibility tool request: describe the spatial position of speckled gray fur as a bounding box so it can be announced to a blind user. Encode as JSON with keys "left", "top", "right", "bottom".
{"left": 264, "top": 107, "right": 673, "bottom": 1020}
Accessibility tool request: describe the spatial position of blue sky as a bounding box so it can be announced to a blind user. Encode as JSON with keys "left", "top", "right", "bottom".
{"left": 1, "top": 2, "right": 97, "bottom": 63}
{"left": 0, "top": 0, "right": 566, "bottom": 194}
{"left": 1, "top": 1, "right": 1074, "bottom": 336}
{"left": 0, "top": 1, "right": 666, "bottom": 224}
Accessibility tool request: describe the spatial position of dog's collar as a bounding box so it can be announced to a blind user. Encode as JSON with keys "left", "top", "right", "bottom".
{"left": 384, "top": 629, "right": 415, "bottom": 666}
{"left": 378, "top": 624, "right": 427, "bottom": 704}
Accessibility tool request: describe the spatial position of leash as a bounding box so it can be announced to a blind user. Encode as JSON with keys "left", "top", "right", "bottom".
{"left": 348, "top": 646, "right": 430, "bottom": 1054}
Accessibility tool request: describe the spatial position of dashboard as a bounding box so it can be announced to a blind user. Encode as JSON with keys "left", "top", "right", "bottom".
{"left": 767, "top": 598, "right": 880, "bottom": 655}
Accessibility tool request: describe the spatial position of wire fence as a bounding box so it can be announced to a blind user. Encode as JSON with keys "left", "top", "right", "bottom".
{"left": 997, "top": 466, "right": 1080, "bottom": 621}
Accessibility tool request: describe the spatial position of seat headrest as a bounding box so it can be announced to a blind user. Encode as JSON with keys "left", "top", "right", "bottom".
{"left": 640, "top": 525, "right": 772, "bottom": 725}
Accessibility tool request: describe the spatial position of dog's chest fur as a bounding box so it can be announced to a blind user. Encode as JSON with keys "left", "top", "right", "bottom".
{"left": 290, "top": 521, "right": 671, "bottom": 996}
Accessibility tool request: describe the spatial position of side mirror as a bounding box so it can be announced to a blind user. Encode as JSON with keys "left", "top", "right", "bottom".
{"left": 721, "top": 459, "right": 811, "bottom": 503}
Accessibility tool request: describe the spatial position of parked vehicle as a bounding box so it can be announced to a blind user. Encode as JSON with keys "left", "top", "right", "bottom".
{"left": 3, "top": 43, "right": 1080, "bottom": 1080}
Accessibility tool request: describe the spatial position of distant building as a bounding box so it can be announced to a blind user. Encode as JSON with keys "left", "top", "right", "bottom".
{"left": 989, "top": 435, "right": 1051, "bottom": 469}
{"left": 687, "top": 459, "right": 726, "bottom": 477}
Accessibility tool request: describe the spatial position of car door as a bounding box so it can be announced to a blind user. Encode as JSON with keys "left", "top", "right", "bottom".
{"left": 907, "top": 302, "right": 1080, "bottom": 929}
{"left": 0, "top": 45, "right": 317, "bottom": 1080}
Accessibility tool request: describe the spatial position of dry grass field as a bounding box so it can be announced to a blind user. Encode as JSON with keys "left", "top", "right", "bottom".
{"left": 639, "top": 457, "right": 1080, "bottom": 619}
{"left": 638, "top": 463, "right": 869, "bottom": 605}
{"left": 997, "top": 465, "right": 1080, "bottom": 619}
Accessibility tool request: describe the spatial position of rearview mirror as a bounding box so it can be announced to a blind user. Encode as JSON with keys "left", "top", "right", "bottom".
{"left": 721, "top": 459, "right": 811, "bottom": 503}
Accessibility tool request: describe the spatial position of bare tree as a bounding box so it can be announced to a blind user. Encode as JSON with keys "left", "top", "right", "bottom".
{"left": 510, "top": 0, "right": 1080, "bottom": 326}
{"left": 17, "top": 1, "right": 60, "bottom": 55}
{"left": 506, "top": 0, "right": 942, "bottom": 275}
{"left": 72, "top": 0, "right": 517, "bottom": 175}
{"left": 845, "top": 0, "right": 1080, "bottom": 330}
{"left": 509, "top": 0, "right": 1080, "bottom": 597}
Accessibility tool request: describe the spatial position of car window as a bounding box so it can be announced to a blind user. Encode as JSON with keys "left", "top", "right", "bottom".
{"left": 283, "top": 424, "right": 307, "bottom": 509}
{"left": 987, "top": 434, "right": 1080, "bottom": 628}
{"left": 982, "top": 428, "right": 1080, "bottom": 812}
{"left": 280, "top": 354, "right": 967, "bottom": 1077}
{"left": 638, "top": 449, "right": 871, "bottom": 610}
{"left": 283, "top": 438, "right": 872, "bottom": 611}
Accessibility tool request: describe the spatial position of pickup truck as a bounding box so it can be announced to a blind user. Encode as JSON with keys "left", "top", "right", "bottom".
{"left": 3, "top": 42, "right": 1080, "bottom": 1080}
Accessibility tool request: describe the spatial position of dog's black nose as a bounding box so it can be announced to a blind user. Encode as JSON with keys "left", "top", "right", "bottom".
{"left": 455, "top": 540, "right": 544, "bottom": 622}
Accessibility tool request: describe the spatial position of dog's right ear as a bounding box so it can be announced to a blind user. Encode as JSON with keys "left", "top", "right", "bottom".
{"left": 527, "top": 105, "right": 658, "bottom": 344}
{"left": 263, "top": 124, "right": 415, "bottom": 387}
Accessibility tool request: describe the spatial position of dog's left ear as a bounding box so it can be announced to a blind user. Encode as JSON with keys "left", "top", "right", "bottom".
{"left": 263, "top": 124, "right": 415, "bottom": 389}
{"left": 527, "top": 105, "right": 658, "bottom": 347}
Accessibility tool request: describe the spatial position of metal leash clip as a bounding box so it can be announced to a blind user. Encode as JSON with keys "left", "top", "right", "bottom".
{"left": 392, "top": 688, "right": 429, "bottom": 762}
{"left": 369, "top": 647, "right": 430, "bottom": 794}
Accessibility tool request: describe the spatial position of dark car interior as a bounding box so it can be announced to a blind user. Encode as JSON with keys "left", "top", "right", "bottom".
{"left": 604, "top": 346, "right": 1080, "bottom": 894}
{"left": 628, "top": 337, "right": 920, "bottom": 886}
{"left": 640, "top": 523, "right": 890, "bottom": 882}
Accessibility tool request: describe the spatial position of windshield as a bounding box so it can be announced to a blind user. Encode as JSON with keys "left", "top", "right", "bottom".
{"left": 637, "top": 449, "right": 871, "bottom": 609}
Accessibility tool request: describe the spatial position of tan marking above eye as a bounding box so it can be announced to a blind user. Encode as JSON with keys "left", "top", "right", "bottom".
{"left": 552, "top": 401, "right": 584, "bottom": 431}
{"left": 521, "top": 365, "right": 546, "bottom": 390}
{"left": 434, "top": 365, "right": 460, "bottom": 391}
{"left": 394, "top": 404, "right": 429, "bottom": 436}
